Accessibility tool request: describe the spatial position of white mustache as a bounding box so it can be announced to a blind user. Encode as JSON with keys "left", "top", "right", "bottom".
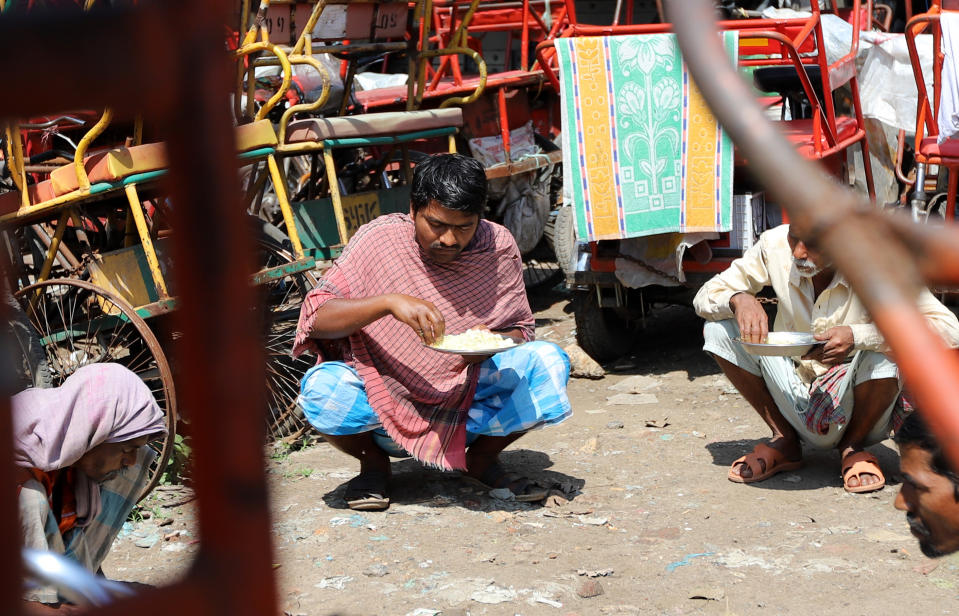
{"left": 793, "top": 258, "right": 821, "bottom": 277}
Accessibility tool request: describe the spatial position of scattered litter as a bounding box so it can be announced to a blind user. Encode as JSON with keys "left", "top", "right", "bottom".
{"left": 369, "top": 535, "right": 390, "bottom": 541}
{"left": 532, "top": 595, "right": 563, "bottom": 608}
{"left": 606, "top": 421, "right": 625, "bottom": 429}
{"left": 585, "top": 409, "right": 608, "bottom": 414}
{"left": 782, "top": 474, "right": 802, "bottom": 483}
{"left": 606, "top": 393, "right": 658, "bottom": 406}
{"left": 576, "top": 579, "right": 605, "bottom": 598}
{"left": 608, "top": 375, "right": 661, "bottom": 392}
{"left": 471, "top": 583, "right": 517, "bottom": 604}
{"left": 406, "top": 610, "right": 441, "bottom": 616}
{"left": 315, "top": 576, "right": 353, "bottom": 590}
{"left": 577, "top": 568, "right": 614, "bottom": 577}
{"left": 418, "top": 560, "right": 432, "bottom": 569}
{"left": 580, "top": 437, "right": 600, "bottom": 454}
{"left": 666, "top": 552, "right": 714, "bottom": 572}
{"left": 161, "top": 543, "right": 188, "bottom": 553}
{"left": 659, "top": 434, "right": 674, "bottom": 441}
{"left": 644, "top": 417, "right": 670, "bottom": 428}
{"left": 578, "top": 515, "right": 609, "bottom": 526}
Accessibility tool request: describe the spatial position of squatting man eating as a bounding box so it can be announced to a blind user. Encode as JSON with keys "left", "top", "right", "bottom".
{"left": 293, "top": 153, "right": 572, "bottom": 511}
{"left": 694, "top": 224, "right": 959, "bottom": 493}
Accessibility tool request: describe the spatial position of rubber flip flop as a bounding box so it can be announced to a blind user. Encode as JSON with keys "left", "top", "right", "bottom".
{"left": 728, "top": 442, "right": 803, "bottom": 484}
{"left": 841, "top": 451, "right": 885, "bottom": 494}
{"left": 344, "top": 471, "right": 390, "bottom": 511}
{"left": 469, "top": 463, "right": 549, "bottom": 503}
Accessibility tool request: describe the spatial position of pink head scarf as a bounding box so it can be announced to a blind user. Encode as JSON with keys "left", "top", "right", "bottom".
{"left": 12, "top": 363, "right": 166, "bottom": 525}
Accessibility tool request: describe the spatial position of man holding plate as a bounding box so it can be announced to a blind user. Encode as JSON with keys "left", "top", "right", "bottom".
{"left": 293, "top": 154, "right": 572, "bottom": 510}
{"left": 694, "top": 224, "right": 959, "bottom": 493}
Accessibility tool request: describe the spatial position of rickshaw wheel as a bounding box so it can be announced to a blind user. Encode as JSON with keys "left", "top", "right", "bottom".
{"left": 256, "top": 239, "right": 318, "bottom": 442}
{"left": 14, "top": 279, "right": 177, "bottom": 502}
{"left": 572, "top": 289, "right": 637, "bottom": 362}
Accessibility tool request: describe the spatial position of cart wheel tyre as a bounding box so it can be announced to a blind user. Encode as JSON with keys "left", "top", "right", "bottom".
{"left": 14, "top": 279, "right": 177, "bottom": 502}
{"left": 573, "top": 289, "right": 636, "bottom": 363}
{"left": 256, "top": 239, "right": 317, "bottom": 441}
{"left": 549, "top": 204, "right": 576, "bottom": 277}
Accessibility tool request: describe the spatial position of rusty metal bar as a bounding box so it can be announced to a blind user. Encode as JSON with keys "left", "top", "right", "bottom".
{"left": 0, "top": 1, "right": 279, "bottom": 614}
{"left": 665, "top": 0, "right": 959, "bottom": 471}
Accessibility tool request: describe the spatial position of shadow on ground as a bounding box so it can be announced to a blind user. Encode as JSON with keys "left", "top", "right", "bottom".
{"left": 321, "top": 448, "right": 585, "bottom": 512}
{"left": 705, "top": 438, "right": 901, "bottom": 491}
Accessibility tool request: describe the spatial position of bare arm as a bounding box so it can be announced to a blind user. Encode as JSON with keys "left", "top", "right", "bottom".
{"left": 309, "top": 294, "right": 446, "bottom": 345}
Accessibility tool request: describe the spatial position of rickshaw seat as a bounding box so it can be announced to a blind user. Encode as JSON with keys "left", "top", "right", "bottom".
{"left": 752, "top": 65, "right": 824, "bottom": 100}
{"left": 777, "top": 116, "right": 860, "bottom": 158}
{"left": 353, "top": 71, "right": 542, "bottom": 111}
{"left": 236, "top": 119, "right": 278, "bottom": 151}
{"left": 285, "top": 108, "right": 463, "bottom": 143}
{"left": 49, "top": 142, "right": 168, "bottom": 196}
{"left": 0, "top": 180, "right": 56, "bottom": 215}
{"left": 919, "top": 137, "right": 959, "bottom": 161}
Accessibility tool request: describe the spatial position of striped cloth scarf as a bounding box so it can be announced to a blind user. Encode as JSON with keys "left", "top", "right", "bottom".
{"left": 805, "top": 362, "right": 912, "bottom": 435}
{"left": 293, "top": 214, "right": 534, "bottom": 470}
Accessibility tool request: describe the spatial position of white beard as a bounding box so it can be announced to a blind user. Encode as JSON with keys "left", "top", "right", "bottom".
{"left": 793, "top": 258, "right": 822, "bottom": 278}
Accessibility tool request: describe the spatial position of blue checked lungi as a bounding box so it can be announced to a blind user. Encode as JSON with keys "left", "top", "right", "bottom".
{"left": 20, "top": 447, "right": 154, "bottom": 603}
{"left": 298, "top": 341, "right": 572, "bottom": 456}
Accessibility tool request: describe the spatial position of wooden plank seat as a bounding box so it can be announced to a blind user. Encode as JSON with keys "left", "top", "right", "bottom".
{"left": 284, "top": 108, "right": 463, "bottom": 143}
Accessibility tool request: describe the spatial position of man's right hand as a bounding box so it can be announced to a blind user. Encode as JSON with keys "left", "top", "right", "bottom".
{"left": 730, "top": 292, "right": 768, "bottom": 343}
{"left": 387, "top": 294, "right": 446, "bottom": 345}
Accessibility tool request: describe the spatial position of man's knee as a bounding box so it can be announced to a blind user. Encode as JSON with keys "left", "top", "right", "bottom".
{"left": 853, "top": 351, "right": 900, "bottom": 386}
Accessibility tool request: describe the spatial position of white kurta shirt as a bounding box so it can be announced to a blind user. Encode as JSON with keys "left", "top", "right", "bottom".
{"left": 693, "top": 224, "right": 959, "bottom": 382}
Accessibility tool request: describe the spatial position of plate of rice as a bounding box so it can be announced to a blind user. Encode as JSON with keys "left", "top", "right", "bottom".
{"left": 736, "top": 331, "right": 825, "bottom": 356}
{"left": 427, "top": 328, "right": 522, "bottom": 357}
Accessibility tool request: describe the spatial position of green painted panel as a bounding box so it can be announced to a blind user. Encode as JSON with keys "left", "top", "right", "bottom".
{"left": 292, "top": 185, "right": 411, "bottom": 259}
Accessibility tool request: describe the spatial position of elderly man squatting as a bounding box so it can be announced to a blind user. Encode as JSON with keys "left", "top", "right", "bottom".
{"left": 694, "top": 224, "right": 959, "bottom": 493}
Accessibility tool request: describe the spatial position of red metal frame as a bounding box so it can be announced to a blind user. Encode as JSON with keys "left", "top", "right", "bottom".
{"left": 906, "top": 0, "right": 959, "bottom": 221}
{"left": 0, "top": 2, "right": 279, "bottom": 614}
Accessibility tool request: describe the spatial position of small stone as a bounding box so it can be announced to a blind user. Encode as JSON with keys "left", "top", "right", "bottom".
{"left": 577, "top": 579, "right": 605, "bottom": 598}
{"left": 489, "top": 511, "right": 513, "bottom": 524}
{"left": 565, "top": 344, "right": 606, "bottom": 379}
{"left": 606, "top": 421, "right": 625, "bottom": 429}
{"left": 547, "top": 552, "right": 559, "bottom": 559}
{"left": 363, "top": 563, "right": 389, "bottom": 577}
{"left": 579, "top": 437, "right": 599, "bottom": 454}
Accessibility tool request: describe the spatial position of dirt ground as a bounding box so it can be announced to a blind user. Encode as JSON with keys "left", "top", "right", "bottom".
{"left": 104, "top": 287, "right": 959, "bottom": 616}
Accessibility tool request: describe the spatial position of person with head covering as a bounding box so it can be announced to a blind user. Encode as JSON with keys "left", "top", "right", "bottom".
{"left": 293, "top": 153, "right": 572, "bottom": 511}
{"left": 15, "top": 363, "right": 167, "bottom": 611}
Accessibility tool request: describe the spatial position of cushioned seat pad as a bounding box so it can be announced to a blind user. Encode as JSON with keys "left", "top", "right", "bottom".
{"left": 0, "top": 180, "right": 56, "bottom": 215}
{"left": 285, "top": 108, "right": 463, "bottom": 144}
{"left": 50, "top": 142, "right": 168, "bottom": 196}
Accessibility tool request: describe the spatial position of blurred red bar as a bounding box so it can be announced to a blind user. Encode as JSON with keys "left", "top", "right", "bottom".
{"left": 0, "top": 0, "right": 279, "bottom": 614}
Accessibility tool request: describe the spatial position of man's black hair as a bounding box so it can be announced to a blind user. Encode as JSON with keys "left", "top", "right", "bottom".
{"left": 895, "top": 412, "right": 959, "bottom": 501}
{"left": 410, "top": 153, "right": 487, "bottom": 216}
